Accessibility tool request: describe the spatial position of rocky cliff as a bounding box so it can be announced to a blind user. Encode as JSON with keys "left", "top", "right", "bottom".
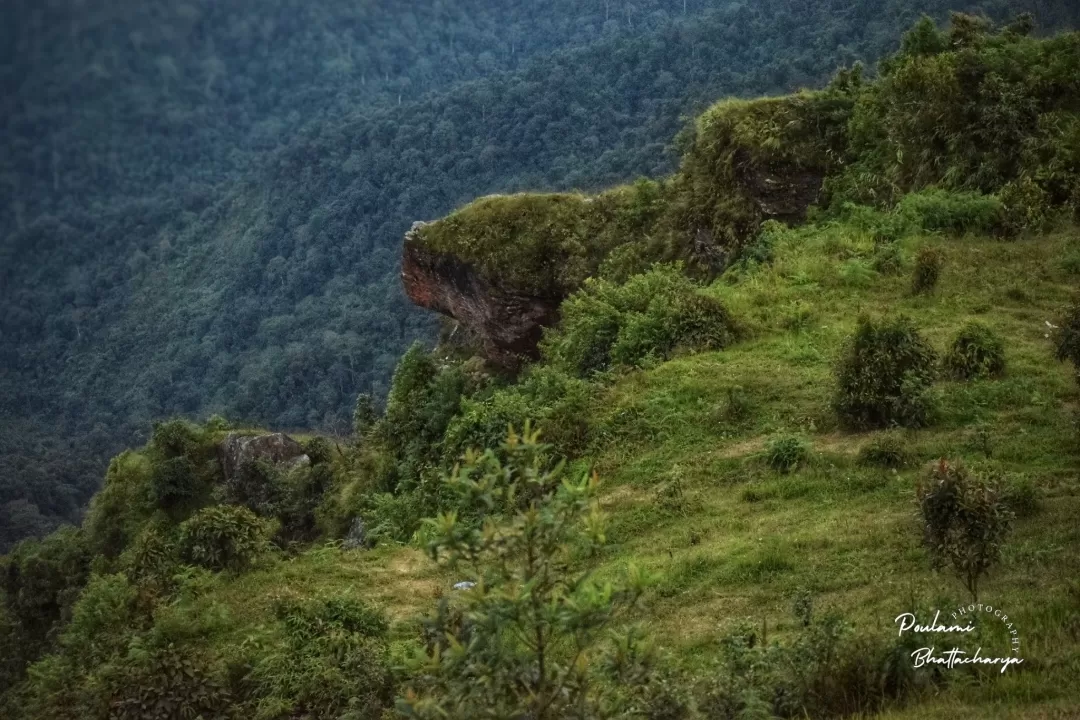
{"left": 400, "top": 92, "right": 852, "bottom": 364}
{"left": 401, "top": 221, "right": 562, "bottom": 367}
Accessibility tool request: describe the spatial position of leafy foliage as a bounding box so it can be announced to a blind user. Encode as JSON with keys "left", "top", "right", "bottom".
{"left": 835, "top": 12, "right": 1080, "bottom": 206}
{"left": 916, "top": 459, "right": 1013, "bottom": 602}
{"left": 1053, "top": 296, "right": 1080, "bottom": 373}
{"left": 896, "top": 188, "right": 1004, "bottom": 235}
{"left": 109, "top": 647, "right": 233, "bottom": 720}
{"left": 693, "top": 610, "right": 938, "bottom": 718}
{"left": 764, "top": 435, "right": 810, "bottom": 474}
{"left": 833, "top": 316, "right": 938, "bottom": 429}
{"left": 0, "top": 526, "right": 92, "bottom": 689}
{"left": 943, "top": 322, "right": 1006, "bottom": 380}
{"left": 442, "top": 366, "right": 594, "bottom": 464}
{"left": 249, "top": 596, "right": 393, "bottom": 719}
{"left": 399, "top": 426, "right": 649, "bottom": 719}
{"left": 858, "top": 432, "right": 911, "bottom": 469}
{"left": 176, "top": 505, "right": 271, "bottom": 573}
{"left": 543, "top": 265, "right": 739, "bottom": 376}
{"left": 911, "top": 245, "right": 943, "bottom": 294}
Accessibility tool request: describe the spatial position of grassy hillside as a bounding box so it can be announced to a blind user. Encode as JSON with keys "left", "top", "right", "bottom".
{"left": 6, "top": 213, "right": 1078, "bottom": 718}
{"left": 3, "top": 11, "right": 1080, "bottom": 720}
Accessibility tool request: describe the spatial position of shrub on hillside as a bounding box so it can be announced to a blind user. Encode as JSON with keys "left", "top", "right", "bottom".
{"left": 375, "top": 342, "right": 475, "bottom": 489}
{"left": 249, "top": 597, "right": 394, "bottom": 718}
{"left": 943, "top": 322, "right": 1006, "bottom": 380}
{"left": 399, "top": 426, "right": 651, "bottom": 718}
{"left": 146, "top": 419, "right": 220, "bottom": 516}
{"left": 999, "top": 176, "right": 1054, "bottom": 236}
{"left": 911, "top": 246, "right": 942, "bottom": 294}
{"left": 765, "top": 435, "right": 809, "bottom": 474}
{"left": 694, "top": 610, "right": 939, "bottom": 718}
{"left": 1003, "top": 477, "right": 1039, "bottom": 518}
{"left": 84, "top": 450, "right": 157, "bottom": 559}
{"left": 353, "top": 392, "right": 378, "bottom": 439}
{"left": 897, "top": 188, "right": 1003, "bottom": 236}
{"left": 177, "top": 505, "right": 271, "bottom": 573}
{"left": 917, "top": 460, "right": 1012, "bottom": 602}
{"left": 1053, "top": 297, "right": 1080, "bottom": 375}
{"left": 0, "top": 526, "right": 92, "bottom": 684}
{"left": 870, "top": 241, "right": 904, "bottom": 275}
{"left": 833, "top": 316, "right": 937, "bottom": 429}
{"left": 543, "top": 264, "right": 739, "bottom": 376}
{"left": 857, "top": 432, "right": 910, "bottom": 468}
{"left": 442, "top": 366, "right": 593, "bottom": 464}
{"left": 108, "top": 647, "right": 233, "bottom": 720}
{"left": 120, "top": 521, "right": 180, "bottom": 598}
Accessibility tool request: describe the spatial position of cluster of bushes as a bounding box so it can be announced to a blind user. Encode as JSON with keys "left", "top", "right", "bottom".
{"left": 0, "top": 414, "right": 355, "bottom": 711}
{"left": 833, "top": 316, "right": 1008, "bottom": 430}
{"left": 832, "top": 14, "right": 1080, "bottom": 226}
{"left": 6, "top": 574, "right": 395, "bottom": 720}
{"left": 0, "top": 418, "right": 392, "bottom": 715}
{"left": 542, "top": 264, "right": 740, "bottom": 376}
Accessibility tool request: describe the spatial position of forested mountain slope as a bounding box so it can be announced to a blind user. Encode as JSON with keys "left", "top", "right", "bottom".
{"left": 3, "top": 0, "right": 1079, "bottom": 550}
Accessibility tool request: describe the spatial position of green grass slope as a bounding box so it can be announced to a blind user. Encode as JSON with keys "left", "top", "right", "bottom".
{"left": 7, "top": 216, "right": 1078, "bottom": 718}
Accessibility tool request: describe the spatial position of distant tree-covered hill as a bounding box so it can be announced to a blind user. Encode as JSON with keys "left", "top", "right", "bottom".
{"left": 2, "top": 0, "right": 1078, "bottom": 549}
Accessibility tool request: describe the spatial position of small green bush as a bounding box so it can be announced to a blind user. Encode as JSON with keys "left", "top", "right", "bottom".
{"left": 694, "top": 610, "right": 937, "bottom": 719}
{"left": 543, "top": 265, "right": 739, "bottom": 375}
{"left": 765, "top": 435, "right": 809, "bottom": 474}
{"left": 858, "top": 432, "right": 910, "bottom": 468}
{"left": 146, "top": 419, "right": 218, "bottom": 516}
{"left": 911, "top": 246, "right": 942, "bottom": 294}
{"left": 1003, "top": 477, "right": 1039, "bottom": 518}
{"left": 109, "top": 647, "right": 233, "bottom": 720}
{"left": 250, "top": 597, "right": 394, "bottom": 718}
{"left": 353, "top": 392, "right": 378, "bottom": 438}
{"left": 897, "top": 188, "right": 1003, "bottom": 236}
{"left": 943, "top": 322, "right": 1006, "bottom": 380}
{"left": 54, "top": 573, "right": 139, "bottom": 667}
{"left": 120, "top": 521, "right": 180, "bottom": 594}
{"left": 833, "top": 316, "right": 938, "bottom": 429}
{"left": 177, "top": 505, "right": 271, "bottom": 572}
{"left": 917, "top": 460, "right": 1013, "bottom": 602}
{"left": 999, "top": 176, "right": 1053, "bottom": 236}
{"left": 836, "top": 202, "right": 911, "bottom": 243}
{"left": 442, "top": 366, "right": 593, "bottom": 464}
{"left": 0, "top": 526, "right": 92, "bottom": 677}
{"left": 1053, "top": 297, "right": 1080, "bottom": 375}
{"left": 870, "top": 242, "right": 903, "bottom": 275}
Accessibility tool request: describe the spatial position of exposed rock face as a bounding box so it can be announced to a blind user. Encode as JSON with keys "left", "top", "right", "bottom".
{"left": 733, "top": 150, "right": 825, "bottom": 224}
{"left": 401, "top": 221, "right": 561, "bottom": 367}
{"left": 342, "top": 516, "right": 366, "bottom": 550}
{"left": 218, "top": 432, "right": 309, "bottom": 484}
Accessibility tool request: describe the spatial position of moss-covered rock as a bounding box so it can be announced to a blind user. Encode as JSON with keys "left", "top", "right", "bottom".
{"left": 669, "top": 91, "right": 852, "bottom": 250}
{"left": 403, "top": 94, "right": 849, "bottom": 364}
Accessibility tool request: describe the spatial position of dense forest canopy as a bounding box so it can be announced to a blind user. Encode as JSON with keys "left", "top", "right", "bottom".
{"left": 2, "top": 0, "right": 1079, "bottom": 551}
